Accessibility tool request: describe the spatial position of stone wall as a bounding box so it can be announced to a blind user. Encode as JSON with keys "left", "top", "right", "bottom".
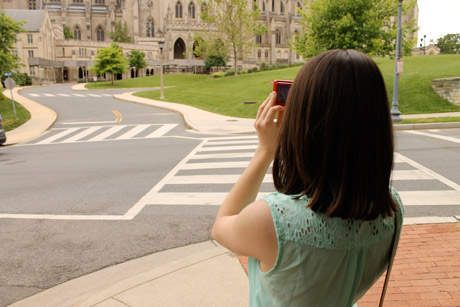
{"left": 431, "top": 77, "right": 460, "bottom": 105}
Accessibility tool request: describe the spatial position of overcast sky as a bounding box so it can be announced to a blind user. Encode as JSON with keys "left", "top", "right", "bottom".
{"left": 417, "top": 0, "right": 460, "bottom": 44}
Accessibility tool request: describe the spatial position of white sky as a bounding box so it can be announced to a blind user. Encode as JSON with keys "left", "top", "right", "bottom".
{"left": 417, "top": 0, "right": 460, "bottom": 45}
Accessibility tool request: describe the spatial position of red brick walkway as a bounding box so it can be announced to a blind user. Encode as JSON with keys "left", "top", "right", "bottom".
{"left": 238, "top": 223, "right": 460, "bottom": 306}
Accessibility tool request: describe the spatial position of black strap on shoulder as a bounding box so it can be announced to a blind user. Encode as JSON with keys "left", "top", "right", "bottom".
{"left": 379, "top": 212, "right": 401, "bottom": 307}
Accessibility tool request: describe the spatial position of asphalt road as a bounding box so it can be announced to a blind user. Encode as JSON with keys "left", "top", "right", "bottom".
{"left": 0, "top": 84, "right": 459, "bottom": 306}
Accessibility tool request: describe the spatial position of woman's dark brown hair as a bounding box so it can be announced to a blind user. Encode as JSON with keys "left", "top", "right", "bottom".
{"left": 273, "top": 49, "right": 398, "bottom": 220}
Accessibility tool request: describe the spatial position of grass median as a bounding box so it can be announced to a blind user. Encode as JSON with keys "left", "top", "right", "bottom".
{"left": 92, "top": 54, "right": 460, "bottom": 119}
{"left": 0, "top": 90, "right": 31, "bottom": 131}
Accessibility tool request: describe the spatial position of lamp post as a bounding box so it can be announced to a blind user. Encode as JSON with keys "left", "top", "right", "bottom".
{"left": 423, "top": 34, "right": 426, "bottom": 55}
{"left": 390, "top": 0, "right": 403, "bottom": 122}
{"left": 159, "top": 40, "right": 165, "bottom": 99}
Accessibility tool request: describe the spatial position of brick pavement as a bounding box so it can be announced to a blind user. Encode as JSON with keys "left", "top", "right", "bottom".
{"left": 238, "top": 223, "right": 460, "bottom": 306}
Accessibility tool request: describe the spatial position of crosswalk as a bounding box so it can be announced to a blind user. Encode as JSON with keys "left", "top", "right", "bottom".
{"left": 26, "top": 124, "right": 178, "bottom": 145}
{"left": 28, "top": 93, "right": 113, "bottom": 98}
{"left": 126, "top": 136, "right": 460, "bottom": 222}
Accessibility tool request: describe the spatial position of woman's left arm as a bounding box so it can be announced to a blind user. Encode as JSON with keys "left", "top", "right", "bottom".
{"left": 212, "top": 92, "right": 284, "bottom": 261}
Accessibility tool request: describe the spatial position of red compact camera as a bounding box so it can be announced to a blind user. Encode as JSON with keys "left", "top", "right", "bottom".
{"left": 273, "top": 80, "right": 293, "bottom": 105}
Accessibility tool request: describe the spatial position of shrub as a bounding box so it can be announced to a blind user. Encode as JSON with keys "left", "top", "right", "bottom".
{"left": 224, "top": 69, "right": 235, "bottom": 76}
{"left": 239, "top": 69, "right": 248, "bottom": 75}
{"left": 212, "top": 71, "right": 225, "bottom": 78}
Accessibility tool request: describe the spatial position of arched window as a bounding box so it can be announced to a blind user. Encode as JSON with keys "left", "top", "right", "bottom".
{"left": 176, "top": 1, "right": 183, "bottom": 18}
{"left": 280, "top": 1, "right": 284, "bottom": 13}
{"left": 265, "top": 50, "right": 269, "bottom": 58}
{"left": 146, "top": 17, "right": 154, "bottom": 37}
{"left": 275, "top": 30, "right": 281, "bottom": 45}
{"left": 262, "top": 0, "right": 265, "bottom": 11}
{"left": 188, "top": 2, "right": 196, "bottom": 19}
{"left": 74, "top": 25, "right": 82, "bottom": 40}
{"left": 174, "top": 38, "right": 186, "bottom": 59}
{"left": 96, "top": 26, "right": 104, "bottom": 42}
{"left": 271, "top": 0, "right": 274, "bottom": 11}
{"left": 257, "top": 50, "right": 262, "bottom": 58}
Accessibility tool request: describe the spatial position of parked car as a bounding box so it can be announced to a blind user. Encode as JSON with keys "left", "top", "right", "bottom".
{"left": 0, "top": 114, "right": 6, "bottom": 145}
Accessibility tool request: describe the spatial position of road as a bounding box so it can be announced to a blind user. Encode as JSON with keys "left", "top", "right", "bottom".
{"left": 0, "top": 84, "right": 459, "bottom": 305}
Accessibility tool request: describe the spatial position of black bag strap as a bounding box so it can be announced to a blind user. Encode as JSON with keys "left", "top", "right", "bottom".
{"left": 379, "top": 212, "right": 401, "bottom": 307}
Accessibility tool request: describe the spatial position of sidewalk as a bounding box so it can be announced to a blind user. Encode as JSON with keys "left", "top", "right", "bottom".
{"left": 4, "top": 86, "right": 460, "bottom": 306}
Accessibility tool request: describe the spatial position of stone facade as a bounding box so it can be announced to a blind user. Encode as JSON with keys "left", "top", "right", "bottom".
{"left": 431, "top": 77, "right": 460, "bottom": 106}
{"left": 1, "top": 0, "right": 419, "bottom": 84}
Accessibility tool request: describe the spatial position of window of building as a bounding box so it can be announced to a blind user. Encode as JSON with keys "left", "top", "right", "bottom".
{"left": 257, "top": 50, "right": 261, "bottom": 58}
{"left": 117, "top": 0, "right": 122, "bottom": 4}
{"left": 50, "top": 0, "right": 60, "bottom": 2}
{"left": 29, "top": 67, "right": 35, "bottom": 75}
{"left": 262, "top": 1, "right": 265, "bottom": 11}
{"left": 265, "top": 50, "right": 269, "bottom": 58}
{"left": 275, "top": 30, "right": 281, "bottom": 45}
{"left": 271, "top": 0, "right": 274, "bottom": 12}
{"left": 188, "top": 2, "right": 195, "bottom": 19}
{"left": 96, "top": 26, "right": 104, "bottom": 41}
{"left": 146, "top": 18, "right": 154, "bottom": 37}
{"left": 256, "top": 34, "right": 262, "bottom": 44}
{"left": 29, "top": 0, "right": 37, "bottom": 9}
{"left": 28, "top": 50, "right": 34, "bottom": 58}
{"left": 27, "top": 34, "right": 33, "bottom": 43}
{"left": 12, "top": 50, "right": 18, "bottom": 56}
{"left": 74, "top": 25, "right": 82, "bottom": 40}
{"left": 176, "top": 1, "right": 183, "bottom": 18}
{"left": 73, "top": 0, "right": 83, "bottom": 3}
{"left": 280, "top": 1, "right": 284, "bottom": 13}
{"left": 95, "top": 0, "right": 105, "bottom": 4}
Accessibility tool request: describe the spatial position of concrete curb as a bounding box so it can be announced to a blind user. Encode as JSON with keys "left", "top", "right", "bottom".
{"left": 3, "top": 87, "right": 57, "bottom": 146}
{"left": 9, "top": 241, "right": 249, "bottom": 307}
{"left": 113, "top": 92, "right": 256, "bottom": 135}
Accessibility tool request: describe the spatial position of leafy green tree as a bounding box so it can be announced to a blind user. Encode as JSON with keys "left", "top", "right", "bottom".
{"left": 293, "top": 0, "right": 417, "bottom": 58}
{"left": 204, "top": 55, "right": 227, "bottom": 70}
{"left": 127, "top": 50, "right": 147, "bottom": 77}
{"left": 109, "top": 21, "right": 131, "bottom": 43}
{"left": 436, "top": 34, "right": 460, "bottom": 54}
{"left": 199, "top": 0, "right": 267, "bottom": 76}
{"left": 193, "top": 34, "right": 228, "bottom": 71}
{"left": 0, "top": 11, "right": 25, "bottom": 82}
{"left": 90, "top": 44, "right": 128, "bottom": 85}
{"left": 63, "top": 25, "right": 74, "bottom": 39}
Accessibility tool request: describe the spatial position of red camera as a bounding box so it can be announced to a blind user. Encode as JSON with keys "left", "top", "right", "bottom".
{"left": 273, "top": 80, "right": 293, "bottom": 105}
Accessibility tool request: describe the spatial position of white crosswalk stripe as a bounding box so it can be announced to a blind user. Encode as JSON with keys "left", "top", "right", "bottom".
{"left": 128, "top": 137, "right": 460, "bottom": 221}
{"left": 28, "top": 124, "right": 178, "bottom": 145}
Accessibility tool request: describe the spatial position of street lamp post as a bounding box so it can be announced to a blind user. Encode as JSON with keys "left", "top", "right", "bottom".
{"left": 159, "top": 40, "right": 165, "bottom": 99}
{"left": 391, "top": 0, "right": 403, "bottom": 122}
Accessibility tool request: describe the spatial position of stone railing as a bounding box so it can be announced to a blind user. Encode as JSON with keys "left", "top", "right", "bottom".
{"left": 431, "top": 77, "right": 460, "bottom": 105}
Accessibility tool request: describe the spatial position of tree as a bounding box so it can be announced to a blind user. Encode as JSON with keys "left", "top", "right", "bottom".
{"left": 63, "top": 25, "right": 74, "bottom": 39}
{"left": 204, "top": 55, "right": 227, "bottom": 70}
{"left": 90, "top": 44, "right": 128, "bottom": 85}
{"left": 436, "top": 34, "right": 460, "bottom": 54}
{"left": 0, "top": 11, "right": 25, "bottom": 81}
{"left": 293, "top": 0, "right": 417, "bottom": 58}
{"left": 127, "top": 50, "right": 147, "bottom": 77}
{"left": 109, "top": 21, "right": 131, "bottom": 43}
{"left": 193, "top": 34, "right": 229, "bottom": 71}
{"left": 199, "top": 0, "right": 267, "bottom": 76}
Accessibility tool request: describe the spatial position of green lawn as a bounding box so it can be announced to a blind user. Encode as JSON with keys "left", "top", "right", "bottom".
{"left": 0, "top": 90, "right": 31, "bottom": 131}
{"left": 91, "top": 55, "right": 460, "bottom": 119}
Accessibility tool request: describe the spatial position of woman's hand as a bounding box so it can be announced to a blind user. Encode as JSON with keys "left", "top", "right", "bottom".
{"left": 254, "top": 92, "right": 285, "bottom": 157}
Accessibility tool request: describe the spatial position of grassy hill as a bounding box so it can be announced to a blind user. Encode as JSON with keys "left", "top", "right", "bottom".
{"left": 88, "top": 54, "right": 460, "bottom": 119}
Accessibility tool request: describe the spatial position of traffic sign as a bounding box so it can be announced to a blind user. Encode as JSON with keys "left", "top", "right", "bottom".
{"left": 4, "top": 77, "right": 16, "bottom": 90}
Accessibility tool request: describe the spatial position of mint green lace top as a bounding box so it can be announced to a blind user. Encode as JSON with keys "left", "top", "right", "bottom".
{"left": 248, "top": 188, "right": 404, "bottom": 307}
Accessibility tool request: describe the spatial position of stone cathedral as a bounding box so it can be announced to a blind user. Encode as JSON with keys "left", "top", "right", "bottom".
{"left": 0, "top": 0, "right": 418, "bottom": 84}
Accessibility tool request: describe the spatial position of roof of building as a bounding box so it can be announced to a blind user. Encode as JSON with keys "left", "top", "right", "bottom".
{"left": 2, "top": 9, "right": 47, "bottom": 32}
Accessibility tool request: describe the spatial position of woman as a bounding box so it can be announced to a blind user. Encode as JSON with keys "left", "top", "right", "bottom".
{"left": 212, "top": 49, "right": 403, "bottom": 306}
